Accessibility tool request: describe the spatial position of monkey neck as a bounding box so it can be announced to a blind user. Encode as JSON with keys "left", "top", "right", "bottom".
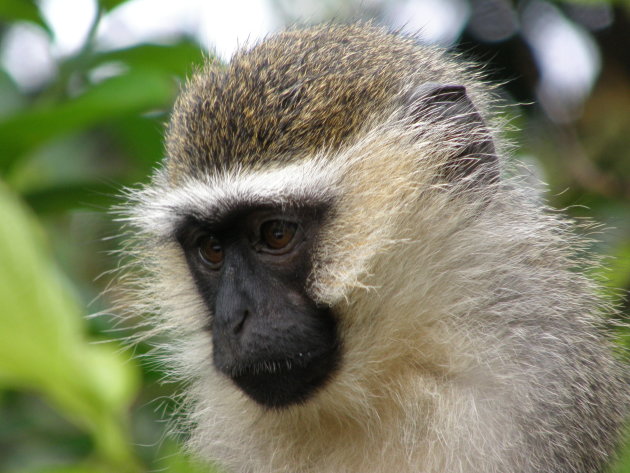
{"left": 189, "top": 356, "right": 518, "bottom": 473}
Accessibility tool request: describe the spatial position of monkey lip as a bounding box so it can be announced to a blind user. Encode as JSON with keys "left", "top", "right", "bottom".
{"left": 227, "top": 353, "right": 313, "bottom": 377}
{"left": 218, "top": 348, "right": 339, "bottom": 408}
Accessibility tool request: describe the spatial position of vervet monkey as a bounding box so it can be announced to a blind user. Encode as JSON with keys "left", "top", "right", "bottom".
{"left": 119, "top": 24, "right": 628, "bottom": 473}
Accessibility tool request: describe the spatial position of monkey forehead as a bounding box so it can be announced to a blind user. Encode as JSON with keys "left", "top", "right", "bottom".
{"left": 129, "top": 159, "right": 341, "bottom": 238}
{"left": 163, "top": 24, "right": 452, "bottom": 182}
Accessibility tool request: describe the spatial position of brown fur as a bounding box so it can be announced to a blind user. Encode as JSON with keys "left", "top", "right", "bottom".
{"left": 165, "top": 23, "right": 492, "bottom": 181}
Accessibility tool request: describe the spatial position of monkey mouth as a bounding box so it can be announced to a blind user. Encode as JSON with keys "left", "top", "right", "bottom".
{"left": 227, "top": 353, "right": 312, "bottom": 377}
{"left": 219, "top": 347, "right": 340, "bottom": 408}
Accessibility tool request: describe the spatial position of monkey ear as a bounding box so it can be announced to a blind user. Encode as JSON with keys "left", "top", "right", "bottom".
{"left": 405, "top": 83, "right": 499, "bottom": 184}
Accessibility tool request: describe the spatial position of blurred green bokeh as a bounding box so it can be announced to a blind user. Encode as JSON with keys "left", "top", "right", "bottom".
{"left": 0, "top": 1, "right": 628, "bottom": 472}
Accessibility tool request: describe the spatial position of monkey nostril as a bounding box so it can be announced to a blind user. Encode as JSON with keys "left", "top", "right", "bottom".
{"left": 233, "top": 309, "right": 249, "bottom": 335}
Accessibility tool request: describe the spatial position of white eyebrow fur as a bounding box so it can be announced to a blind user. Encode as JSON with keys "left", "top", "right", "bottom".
{"left": 127, "top": 158, "right": 342, "bottom": 238}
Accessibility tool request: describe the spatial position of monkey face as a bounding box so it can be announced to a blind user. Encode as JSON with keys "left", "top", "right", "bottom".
{"left": 175, "top": 203, "right": 340, "bottom": 408}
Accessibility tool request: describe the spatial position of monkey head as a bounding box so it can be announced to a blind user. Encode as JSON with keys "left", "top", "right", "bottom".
{"left": 122, "top": 24, "right": 499, "bottom": 410}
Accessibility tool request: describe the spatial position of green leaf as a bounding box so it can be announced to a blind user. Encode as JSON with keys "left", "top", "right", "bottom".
{"left": 98, "top": 0, "right": 132, "bottom": 11}
{"left": 0, "top": 70, "right": 25, "bottom": 119}
{"left": 22, "top": 467, "right": 108, "bottom": 473}
{"left": 106, "top": 114, "right": 167, "bottom": 169}
{"left": 0, "top": 181, "right": 141, "bottom": 471}
{"left": 157, "top": 442, "right": 222, "bottom": 473}
{"left": 0, "top": 70, "right": 175, "bottom": 173}
{"left": 23, "top": 183, "right": 118, "bottom": 214}
{"left": 607, "top": 241, "right": 630, "bottom": 291}
{"left": 96, "top": 42, "right": 207, "bottom": 76}
{"left": 0, "top": 0, "right": 51, "bottom": 33}
{"left": 611, "top": 430, "right": 630, "bottom": 473}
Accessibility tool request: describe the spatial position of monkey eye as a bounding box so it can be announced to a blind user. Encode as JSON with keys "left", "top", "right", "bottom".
{"left": 198, "top": 235, "right": 224, "bottom": 268}
{"left": 259, "top": 220, "right": 298, "bottom": 252}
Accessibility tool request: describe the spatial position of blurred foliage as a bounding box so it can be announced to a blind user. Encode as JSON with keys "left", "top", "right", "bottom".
{"left": 0, "top": 0, "right": 211, "bottom": 471}
{"left": 0, "top": 182, "right": 140, "bottom": 471}
{"left": 0, "top": 0, "right": 628, "bottom": 472}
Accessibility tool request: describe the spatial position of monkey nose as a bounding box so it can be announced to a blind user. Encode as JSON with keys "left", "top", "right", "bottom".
{"left": 213, "top": 296, "right": 252, "bottom": 338}
{"left": 211, "top": 308, "right": 251, "bottom": 366}
{"left": 216, "top": 307, "right": 250, "bottom": 338}
{"left": 232, "top": 309, "right": 249, "bottom": 335}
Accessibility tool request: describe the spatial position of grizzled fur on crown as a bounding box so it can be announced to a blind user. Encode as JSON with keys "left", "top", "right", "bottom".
{"left": 165, "top": 23, "right": 492, "bottom": 182}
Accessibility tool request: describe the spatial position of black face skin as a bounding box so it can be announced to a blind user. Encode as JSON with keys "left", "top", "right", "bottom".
{"left": 176, "top": 204, "right": 340, "bottom": 408}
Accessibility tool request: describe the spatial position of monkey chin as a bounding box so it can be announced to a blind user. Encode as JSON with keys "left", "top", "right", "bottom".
{"left": 220, "top": 348, "right": 340, "bottom": 408}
